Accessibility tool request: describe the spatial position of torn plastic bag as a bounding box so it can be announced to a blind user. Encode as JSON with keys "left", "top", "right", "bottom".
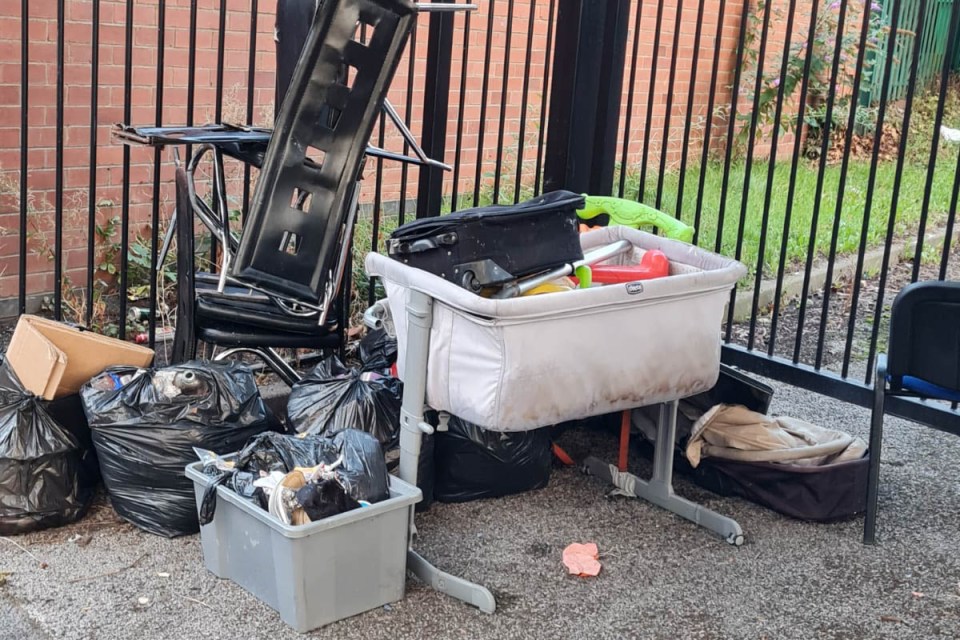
{"left": 199, "top": 429, "right": 390, "bottom": 525}
{"left": 82, "top": 361, "right": 280, "bottom": 538}
{"left": 358, "top": 328, "right": 398, "bottom": 372}
{"left": 434, "top": 416, "right": 552, "bottom": 503}
{"left": 0, "top": 359, "right": 95, "bottom": 535}
{"left": 286, "top": 356, "right": 401, "bottom": 448}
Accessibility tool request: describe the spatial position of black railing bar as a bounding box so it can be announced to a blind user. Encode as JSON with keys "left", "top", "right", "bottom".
{"left": 792, "top": 0, "right": 850, "bottom": 363}
{"left": 473, "top": 0, "right": 498, "bottom": 206}
{"left": 655, "top": 0, "right": 684, "bottom": 210}
{"left": 513, "top": 0, "right": 537, "bottom": 203}
{"left": 841, "top": 0, "right": 904, "bottom": 377}
{"left": 746, "top": 0, "right": 798, "bottom": 350}
{"left": 533, "top": 0, "right": 556, "bottom": 197}
{"left": 638, "top": 0, "right": 666, "bottom": 203}
{"left": 911, "top": 0, "right": 960, "bottom": 282}
{"left": 618, "top": 0, "right": 645, "bottom": 198}
{"left": 766, "top": 0, "right": 822, "bottom": 357}
{"left": 865, "top": 0, "right": 929, "bottom": 385}
{"left": 693, "top": 0, "right": 729, "bottom": 245}
{"left": 492, "top": 0, "right": 516, "bottom": 204}
{"left": 676, "top": 0, "right": 708, "bottom": 221}
{"left": 725, "top": 0, "right": 773, "bottom": 342}
{"left": 814, "top": 0, "right": 882, "bottom": 368}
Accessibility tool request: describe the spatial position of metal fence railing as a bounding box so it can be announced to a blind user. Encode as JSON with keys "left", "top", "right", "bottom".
{"left": 2, "top": 0, "right": 959, "bottom": 425}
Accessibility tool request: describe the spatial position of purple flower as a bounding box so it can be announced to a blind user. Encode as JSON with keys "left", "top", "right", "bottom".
{"left": 829, "top": 1, "right": 840, "bottom": 9}
{"left": 772, "top": 77, "right": 781, "bottom": 87}
{"left": 871, "top": 2, "right": 882, "bottom": 12}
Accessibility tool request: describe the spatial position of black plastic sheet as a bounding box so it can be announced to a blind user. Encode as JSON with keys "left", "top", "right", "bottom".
{"left": 434, "top": 417, "right": 552, "bottom": 503}
{"left": 0, "top": 359, "right": 95, "bottom": 535}
{"left": 286, "top": 357, "right": 401, "bottom": 448}
{"left": 82, "top": 361, "right": 279, "bottom": 538}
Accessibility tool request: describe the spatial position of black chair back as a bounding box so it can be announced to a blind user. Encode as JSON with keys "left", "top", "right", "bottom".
{"left": 886, "top": 281, "right": 960, "bottom": 393}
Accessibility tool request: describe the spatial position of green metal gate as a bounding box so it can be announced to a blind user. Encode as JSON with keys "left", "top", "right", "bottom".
{"left": 864, "top": 0, "right": 958, "bottom": 103}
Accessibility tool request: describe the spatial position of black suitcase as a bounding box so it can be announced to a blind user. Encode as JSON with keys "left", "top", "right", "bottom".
{"left": 387, "top": 190, "right": 585, "bottom": 292}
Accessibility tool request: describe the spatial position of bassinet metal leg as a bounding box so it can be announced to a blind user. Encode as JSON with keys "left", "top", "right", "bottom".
{"left": 585, "top": 401, "right": 745, "bottom": 546}
{"left": 399, "top": 289, "right": 497, "bottom": 614}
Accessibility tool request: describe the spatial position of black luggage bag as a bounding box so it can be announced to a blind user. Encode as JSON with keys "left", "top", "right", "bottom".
{"left": 387, "top": 190, "right": 585, "bottom": 292}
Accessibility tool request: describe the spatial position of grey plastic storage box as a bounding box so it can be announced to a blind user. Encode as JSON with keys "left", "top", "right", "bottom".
{"left": 185, "top": 461, "right": 421, "bottom": 632}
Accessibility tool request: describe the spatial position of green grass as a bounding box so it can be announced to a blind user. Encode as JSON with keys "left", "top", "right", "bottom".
{"left": 621, "top": 152, "right": 959, "bottom": 282}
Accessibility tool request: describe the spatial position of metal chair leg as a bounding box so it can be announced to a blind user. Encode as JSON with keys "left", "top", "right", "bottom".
{"left": 214, "top": 346, "right": 302, "bottom": 386}
{"left": 864, "top": 355, "right": 887, "bottom": 545}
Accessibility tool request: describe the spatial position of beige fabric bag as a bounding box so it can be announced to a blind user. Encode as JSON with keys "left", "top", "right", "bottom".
{"left": 686, "top": 404, "right": 868, "bottom": 468}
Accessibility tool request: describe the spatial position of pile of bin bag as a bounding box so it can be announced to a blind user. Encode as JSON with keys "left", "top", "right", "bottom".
{"left": 81, "top": 361, "right": 280, "bottom": 538}
{"left": 197, "top": 430, "right": 390, "bottom": 526}
{"left": 0, "top": 359, "right": 97, "bottom": 535}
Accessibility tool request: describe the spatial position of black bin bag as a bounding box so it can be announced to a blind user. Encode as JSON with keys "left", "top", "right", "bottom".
{"left": 286, "top": 356, "right": 401, "bottom": 448}
{"left": 81, "top": 361, "right": 280, "bottom": 537}
{"left": 0, "top": 359, "right": 95, "bottom": 535}
{"left": 199, "top": 429, "right": 391, "bottom": 524}
{"left": 434, "top": 416, "right": 552, "bottom": 503}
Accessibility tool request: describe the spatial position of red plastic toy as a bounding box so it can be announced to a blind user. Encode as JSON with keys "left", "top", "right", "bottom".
{"left": 589, "top": 249, "right": 670, "bottom": 284}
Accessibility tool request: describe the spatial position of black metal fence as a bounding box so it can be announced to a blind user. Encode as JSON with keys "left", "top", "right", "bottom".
{"left": 3, "top": 0, "right": 959, "bottom": 425}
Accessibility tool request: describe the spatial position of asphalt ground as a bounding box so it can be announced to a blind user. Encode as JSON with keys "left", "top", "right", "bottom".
{"left": 1, "top": 375, "right": 959, "bottom": 640}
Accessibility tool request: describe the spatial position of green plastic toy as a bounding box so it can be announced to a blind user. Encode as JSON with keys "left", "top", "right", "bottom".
{"left": 577, "top": 195, "right": 695, "bottom": 243}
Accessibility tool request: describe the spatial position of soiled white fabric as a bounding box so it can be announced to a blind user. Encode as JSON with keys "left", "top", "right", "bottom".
{"left": 686, "top": 404, "right": 868, "bottom": 468}
{"left": 366, "top": 226, "right": 746, "bottom": 431}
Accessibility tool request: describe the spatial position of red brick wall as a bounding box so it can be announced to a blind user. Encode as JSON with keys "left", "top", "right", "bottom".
{"left": 0, "top": 0, "right": 758, "bottom": 306}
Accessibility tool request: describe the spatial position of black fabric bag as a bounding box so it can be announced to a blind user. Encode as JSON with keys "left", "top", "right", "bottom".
{"left": 387, "top": 191, "right": 585, "bottom": 292}
{"left": 434, "top": 416, "right": 552, "bottom": 503}
{"left": 0, "top": 359, "right": 96, "bottom": 535}
{"left": 685, "top": 456, "right": 869, "bottom": 522}
{"left": 635, "top": 366, "right": 867, "bottom": 522}
{"left": 82, "top": 361, "right": 280, "bottom": 537}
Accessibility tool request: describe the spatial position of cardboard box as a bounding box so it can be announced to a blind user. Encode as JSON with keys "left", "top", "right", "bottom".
{"left": 6, "top": 315, "right": 155, "bottom": 400}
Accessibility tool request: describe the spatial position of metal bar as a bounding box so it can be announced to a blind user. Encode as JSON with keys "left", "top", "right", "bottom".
{"left": 675, "top": 0, "right": 707, "bottom": 222}
{"left": 590, "top": 0, "right": 630, "bottom": 196}
{"left": 638, "top": 0, "right": 666, "bottom": 203}
{"left": 617, "top": 0, "right": 645, "bottom": 198}
{"left": 911, "top": 0, "right": 960, "bottom": 282}
{"left": 865, "top": 0, "right": 929, "bottom": 385}
{"left": 941, "top": 142, "right": 960, "bottom": 280}
{"left": 723, "top": 344, "right": 960, "bottom": 433}
{"left": 120, "top": 0, "right": 134, "bottom": 339}
{"left": 242, "top": 0, "right": 259, "bottom": 221}
{"left": 725, "top": 0, "right": 773, "bottom": 342}
{"left": 215, "top": 0, "right": 227, "bottom": 121}
{"left": 18, "top": 0, "right": 28, "bottom": 315}
{"left": 746, "top": 0, "right": 797, "bottom": 350}
{"left": 814, "top": 0, "right": 880, "bottom": 368}
{"left": 451, "top": 10, "right": 472, "bottom": 210}
{"left": 713, "top": 0, "right": 752, "bottom": 255}
{"left": 841, "top": 0, "right": 904, "bottom": 377}
{"left": 398, "top": 22, "right": 418, "bottom": 225}
{"left": 416, "top": 1, "right": 455, "bottom": 218}
{"left": 54, "top": 0, "right": 65, "bottom": 320}
{"left": 766, "top": 0, "right": 821, "bottom": 357}
{"left": 473, "top": 0, "right": 498, "bottom": 205}
{"left": 791, "top": 0, "right": 850, "bottom": 362}
{"left": 492, "top": 0, "right": 515, "bottom": 204}
{"left": 656, "top": 0, "right": 684, "bottom": 210}
{"left": 148, "top": 0, "right": 166, "bottom": 348}
{"left": 417, "top": 3, "right": 478, "bottom": 10}
{"left": 185, "top": 0, "right": 198, "bottom": 162}
{"left": 692, "top": 0, "right": 728, "bottom": 246}
{"left": 368, "top": 113, "right": 386, "bottom": 308}
{"left": 533, "top": 0, "right": 557, "bottom": 197}
{"left": 86, "top": 0, "right": 101, "bottom": 328}
{"left": 513, "top": 0, "right": 537, "bottom": 203}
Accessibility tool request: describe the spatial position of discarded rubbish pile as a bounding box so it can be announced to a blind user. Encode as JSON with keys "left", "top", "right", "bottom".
{"left": 81, "top": 361, "right": 279, "bottom": 537}
{"left": 196, "top": 429, "right": 391, "bottom": 526}
{"left": 0, "top": 359, "right": 97, "bottom": 535}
